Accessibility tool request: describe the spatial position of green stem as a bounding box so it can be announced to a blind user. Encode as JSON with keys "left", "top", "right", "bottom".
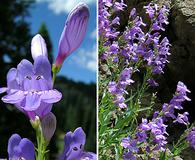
{"left": 52, "top": 72, "right": 57, "bottom": 83}
{"left": 135, "top": 68, "right": 151, "bottom": 109}
{"left": 31, "top": 119, "right": 48, "bottom": 160}
{"left": 52, "top": 64, "right": 61, "bottom": 83}
{"left": 36, "top": 125, "right": 48, "bottom": 160}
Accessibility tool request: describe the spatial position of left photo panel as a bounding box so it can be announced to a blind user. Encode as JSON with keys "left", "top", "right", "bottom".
{"left": 0, "top": 0, "right": 97, "bottom": 159}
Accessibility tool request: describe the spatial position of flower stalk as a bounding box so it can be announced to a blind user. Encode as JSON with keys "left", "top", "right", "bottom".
{"left": 31, "top": 117, "right": 48, "bottom": 160}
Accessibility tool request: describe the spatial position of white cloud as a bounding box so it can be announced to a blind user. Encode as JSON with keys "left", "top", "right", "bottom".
{"left": 72, "top": 45, "right": 97, "bottom": 72}
{"left": 36, "top": 0, "right": 95, "bottom": 14}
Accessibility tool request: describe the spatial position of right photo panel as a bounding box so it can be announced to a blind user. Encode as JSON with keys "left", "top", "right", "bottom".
{"left": 98, "top": 0, "right": 195, "bottom": 159}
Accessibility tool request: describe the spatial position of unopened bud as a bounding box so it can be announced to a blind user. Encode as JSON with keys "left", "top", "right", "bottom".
{"left": 31, "top": 34, "right": 48, "bottom": 60}
{"left": 55, "top": 3, "right": 89, "bottom": 68}
{"left": 30, "top": 115, "right": 41, "bottom": 130}
{"left": 41, "top": 112, "right": 56, "bottom": 141}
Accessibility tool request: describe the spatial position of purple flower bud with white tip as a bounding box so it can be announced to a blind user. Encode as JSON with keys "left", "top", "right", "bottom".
{"left": 31, "top": 34, "right": 47, "bottom": 60}
{"left": 41, "top": 112, "right": 57, "bottom": 141}
{"left": 55, "top": 3, "right": 89, "bottom": 68}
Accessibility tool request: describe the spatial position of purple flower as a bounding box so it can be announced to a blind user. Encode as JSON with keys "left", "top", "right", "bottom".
{"left": 108, "top": 68, "right": 134, "bottom": 108}
{"left": 121, "top": 137, "right": 131, "bottom": 149}
{"left": 103, "top": 0, "right": 112, "bottom": 7}
{"left": 111, "top": 17, "right": 120, "bottom": 25}
{"left": 123, "top": 151, "right": 136, "bottom": 160}
{"left": 60, "top": 127, "right": 96, "bottom": 160}
{"left": 8, "top": 134, "right": 35, "bottom": 160}
{"left": 0, "top": 37, "right": 62, "bottom": 119}
{"left": 31, "top": 34, "right": 47, "bottom": 60}
{"left": 149, "top": 117, "right": 168, "bottom": 151}
{"left": 121, "top": 137, "right": 139, "bottom": 159}
{"left": 147, "top": 78, "right": 159, "bottom": 87}
{"left": 173, "top": 112, "right": 189, "bottom": 125}
{"left": 114, "top": 0, "right": 127, "bottom": 11}
{"left": 109, "top": 42, "right": 119, "bottom": 55}
{"left": 122, "top": 116, "right": 168, "bottom": 158}
{"left": 55, "top": 3, "right": 89, "bottom": 68}
{"left": 139, "top": 118, "right": 150, "bottom": 131}
{"left": 187, "top": 127, "right": 195, "bottom": 149}
{"left": 162, "top": 81, "right": 190, "bottom": 120}
{"left": 99, "top": 0, "right": 120, "bottom": 40}
{"left": 144, "top": 3, "right": 169, "bottom": 31}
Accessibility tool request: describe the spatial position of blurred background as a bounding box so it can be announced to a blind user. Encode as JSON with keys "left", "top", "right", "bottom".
{"left": 0, "top": 0, "right": 96, "bottom": 158}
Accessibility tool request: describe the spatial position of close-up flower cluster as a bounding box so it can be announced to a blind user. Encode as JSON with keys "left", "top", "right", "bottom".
{"left": 99, "top": 0, "right": 195, "bottom": 159}
{"left": 0, "top": 2, "right": 96, "bottom": 160}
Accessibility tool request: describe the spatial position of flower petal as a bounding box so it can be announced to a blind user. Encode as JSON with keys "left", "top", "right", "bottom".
{"left": 35, "top": 102, "right": 52, "bottom": 118}
{"left": 81, "top": 151, "right": 97, "bottom": 160}
{"left": 8, "top": 134, "right": 21, "bottom": 157}
{"left": 7, "top": 68, "right": 20, "bottom": 89}
{"left": 24, "top": 92, "right": 41, "bottom": 111}
{"left": 34, "top": 56, "right": 52, "bottom": 88}
{"left": 17, "top": 59, "right": 33, "bottom": 84}
{"left": 40, "top": 89, "right": 62, "bottom": 103}
{"left": 31, "top": 34, "right": 48, "bottom": 61}
{"left": 59, "top": 132, "right": 73, "bottom": 160}
{"left": 2, "top": 90, "right": 25, "bottom": 104}
{"left": 19, "top": 138, "right": 35, "bottom": 160}
{"left": 73, "top": 127, "right": 86, "bottom": 146}
{"left": 65, "top": 3, "right": 89, "bottom": 54}
{"left": 0, "top": 87, "right": 7, "bottom": 94}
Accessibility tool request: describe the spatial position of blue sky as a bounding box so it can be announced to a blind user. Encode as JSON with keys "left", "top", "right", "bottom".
{"left": 27, "top": 0, "right": 97, "bottom": 83}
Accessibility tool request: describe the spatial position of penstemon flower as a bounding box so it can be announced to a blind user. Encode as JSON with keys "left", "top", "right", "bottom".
{"left": 60, "top": 127, "right": 96, "bottom": 160}
{"left": 31, "top": 34, "right": 48, "bottom": 60}
{"left": 99, "top": 0, "right": 195, "bottom": 159}
{"left": 108, "top": 68, "right": 134, "bottom": 108}
{"left": 0, "top": 34, "right": 62, "bottom": 120}
{"left": 55, "top": 3, "right": 89, "bottom": 69}
{"left": 0, "top": 2, "right": 94, "bottom": 160}
{"left": 8, "top": 134, "right": 35, "bottom": 160}
{"left": 162, "top": 81, "right": 191, "bottom": 120}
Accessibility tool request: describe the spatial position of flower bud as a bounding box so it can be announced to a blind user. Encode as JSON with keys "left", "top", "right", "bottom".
{"left": 31, "top": 34, "right": 48, "bottom": 60}
{"left": 30, "top": 115, "right": 40, "bottom": 130}
{"left": 41, "top": 112, "right": 56, "bottom": 141}
{"left": 55, "top": 3, "right": 89, "bottom": 68}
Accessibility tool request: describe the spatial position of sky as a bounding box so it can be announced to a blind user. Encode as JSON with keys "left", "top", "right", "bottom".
{"left": 27, "top": 0, "right": 97, "bottom": 83}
